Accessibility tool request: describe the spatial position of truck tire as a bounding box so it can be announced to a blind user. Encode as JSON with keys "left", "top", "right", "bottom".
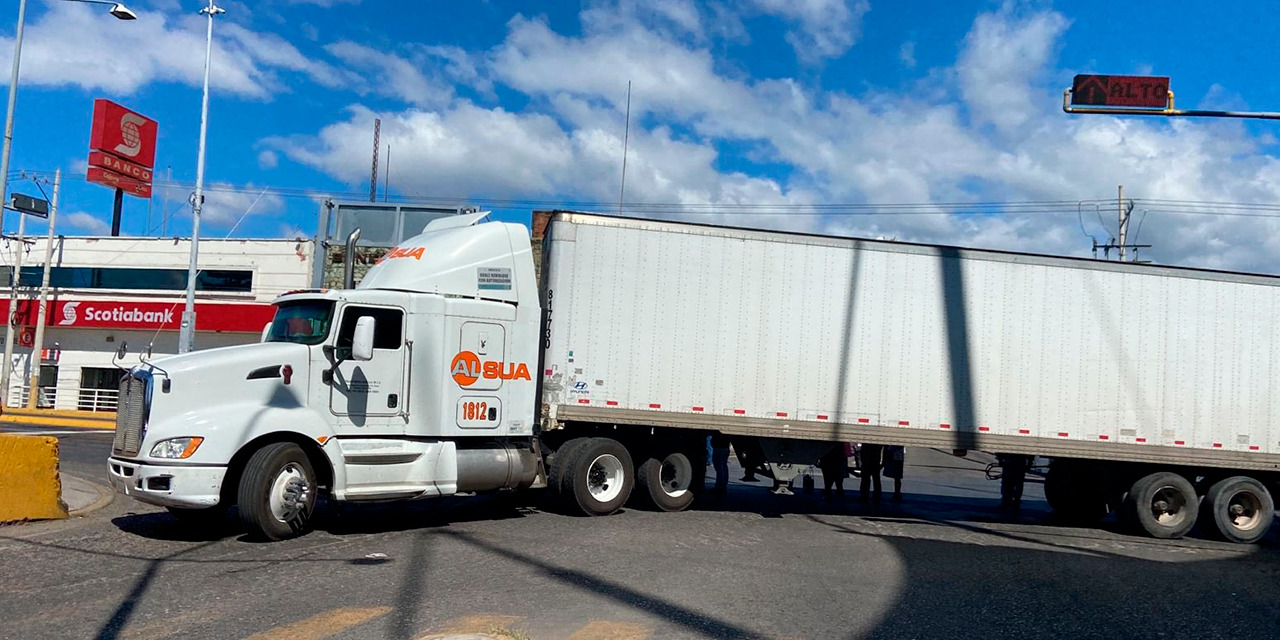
{"left": 1199, "top": 476, "right": 1275, "bottom": 544}
{"left": 635, "top": 449, "right": 696, "bottom": 512}
{"left": 1044, "top": 460, "right": 1109, "bottom": 523}
{"left": 564, "top": 438, "right": 634, "bottom": 516}
{"left": 548, "top": 438, "right": 595, "bottom": 496}
{"left": 237, "top": 442, "right": 317, "bottom": 541}
{"left": 1120, "top": 472, "right": 1198, "bottom": 539}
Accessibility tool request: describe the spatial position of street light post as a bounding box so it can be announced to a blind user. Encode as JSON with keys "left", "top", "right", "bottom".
{"left": 0, "top": 0, "right": 135, "bottom": 241}
{"left": 178, "top": 0, "right": 223, "bottom": 354}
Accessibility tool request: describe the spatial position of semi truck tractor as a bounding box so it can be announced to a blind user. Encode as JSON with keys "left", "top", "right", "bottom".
{"left": 108, "top": 211, "right": 1280, "bottom": 543}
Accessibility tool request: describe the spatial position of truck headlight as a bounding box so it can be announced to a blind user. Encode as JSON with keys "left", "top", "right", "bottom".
{"left": 150, "top": 437, "right": 204, "bottom": 459}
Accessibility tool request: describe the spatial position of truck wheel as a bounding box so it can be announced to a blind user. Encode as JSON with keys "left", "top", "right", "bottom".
{"left": 635, "top": 450, "right": 696, "bottom": 512}
{"left": 1200, "top": 476, "right": 1274, "bottom": 544}
{"left": 565, "top": 438, "right": 634, "bottom": 516}
{"left": 548, "top": 438, "right": 595, "bottom": 496}
{"left": 1121, "top": 472, "right": 1198, "bottom": 539}
{"left": 237, "top": 443, "right": 317, "bottom": 541}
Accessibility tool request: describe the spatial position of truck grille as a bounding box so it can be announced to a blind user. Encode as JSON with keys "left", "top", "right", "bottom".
{"left": 113, "top": 374, "right": 148, "bottom": 456}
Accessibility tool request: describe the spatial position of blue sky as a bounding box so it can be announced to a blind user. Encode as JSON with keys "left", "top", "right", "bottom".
{"left": 4, "top": 0, "right": 1280, "bottom": 272}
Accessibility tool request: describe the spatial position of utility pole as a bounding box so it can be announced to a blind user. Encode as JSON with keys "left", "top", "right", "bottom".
{"left": 178, "top": 0, "right": 223, "bottom": 354}
{"left": 370, "top": 118, "right": 380, "bottom": 202}
{"left": 26, "top": 168, "right": 56, "bottom": 409}
{"left": 1, "top": 198, "right": 29, "bottom": 407}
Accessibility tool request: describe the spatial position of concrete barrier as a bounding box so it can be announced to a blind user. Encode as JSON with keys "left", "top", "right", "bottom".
{"left": 0, "top": 408, "right": 116, "bottom": 430}
{"left": 0, "top": 434, "right": 68, "bottom": 523}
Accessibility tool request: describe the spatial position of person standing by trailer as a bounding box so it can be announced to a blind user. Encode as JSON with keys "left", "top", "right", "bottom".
{"left": 883, "top": 445, "right": 905, "bottom": 501}
{"left": 710, "top": 432, "right": 731, "bottom": 495}
{"left": 859, "top": 443, "right": 884, "bottom": 503}
{"left": 998, "top": 453, "right": 1032, "bottom": 510}
{"left": 817, "top": 444, "right": 849, "bottom": 500}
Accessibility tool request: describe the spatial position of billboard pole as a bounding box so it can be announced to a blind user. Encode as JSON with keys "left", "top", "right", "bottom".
{"left": 26, "top": 168, "right": 57, "bottom": 409}
{"left": 178, "top": 0, "right": 224, "bottom": 354}
{"left": 0, "top": 0, "right": 28, "bottom": 243}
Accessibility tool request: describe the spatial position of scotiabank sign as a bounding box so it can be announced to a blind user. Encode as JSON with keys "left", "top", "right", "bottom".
{"left": 0, "top": 300, "right": 274, "bottom": 333}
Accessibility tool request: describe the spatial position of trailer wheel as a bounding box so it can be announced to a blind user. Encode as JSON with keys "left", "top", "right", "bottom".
{"left": 1200, "top": 476, "right": 1275, "bottom": 544}
{"left": 565, "top": 438, "right": 634, "bottom": 516}
{"left": 237, "top": 442, "right": 317, "bottom": 541}
{"left": 1120, "top": 472, "right": 1198, "bottom": 539}
{"left": 548, "top": 438, "right": 594, "bottom": 496}
{"left": 1044, "top": 460, "right": 1109, "bottom": 523}
{"left": 635, "top": 450, "right": 696, "bottom": 512}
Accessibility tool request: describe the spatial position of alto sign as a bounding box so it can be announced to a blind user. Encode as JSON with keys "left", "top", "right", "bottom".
{"left": 87, "top": 99, "right": 158, "bottom": 199}
{"left": 1070, "top": 74, "right": 1170, "bottom": 109}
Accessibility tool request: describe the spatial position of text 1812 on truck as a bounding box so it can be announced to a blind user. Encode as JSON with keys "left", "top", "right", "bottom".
{"left": 108, "top": 210, "right": 1280, "bottom": 543}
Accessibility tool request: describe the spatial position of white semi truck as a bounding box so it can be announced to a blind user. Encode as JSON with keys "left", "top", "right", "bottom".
{"left": 108, "top": 211, "right": 1280, "bottom": 543}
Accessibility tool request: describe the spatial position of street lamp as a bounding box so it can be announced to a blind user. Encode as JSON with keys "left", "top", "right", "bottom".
{"left": 0, "top": 0, "right": 135, "bottom": 407}
{"left": 177, "top": 0, "right": 223, "bottom": 354}
{"left": 0, "top": 0, "right": 136, "bottom": 240}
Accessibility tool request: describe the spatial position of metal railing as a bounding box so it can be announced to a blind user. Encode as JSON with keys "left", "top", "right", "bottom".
{"left": 7, "top": 385, "right": 117, "bottom": 412}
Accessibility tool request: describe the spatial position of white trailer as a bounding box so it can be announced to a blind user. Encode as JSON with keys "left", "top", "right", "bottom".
{"left": 107, "top": 211, "right": 1280, "bottom": 543}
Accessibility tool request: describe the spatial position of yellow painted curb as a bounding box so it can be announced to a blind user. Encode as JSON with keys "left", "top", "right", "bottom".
{"left": 0, "top": 415, "right": 115, "bottom": 430}
{"left": 0, "top": 434, "right": 68, "bottom": 523}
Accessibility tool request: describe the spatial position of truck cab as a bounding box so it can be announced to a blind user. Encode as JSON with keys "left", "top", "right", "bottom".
{"left": 107, "top": 213, "right": 543, "bottom": 539}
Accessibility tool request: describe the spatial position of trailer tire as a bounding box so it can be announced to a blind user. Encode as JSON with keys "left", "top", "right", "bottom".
{"left": 1120, "top": 472, "right": 1198, "bottom": 539}
{"left": 1044, "top": 461, "right": 1108, "bottom": 523}
{"left": 237, "top": 442, "right": 318, "bottom": 541}
{"left": 1199, "top": 476, "right": 1274, "bottom": 544}
{"left": 635, "top": 450, "right": 696, "bottom": 512}
{"left": 565, "top": 438, "right": 634, "bottom": 516}
{"left": 549, "top": 438, "right": 595, "bottom": 496}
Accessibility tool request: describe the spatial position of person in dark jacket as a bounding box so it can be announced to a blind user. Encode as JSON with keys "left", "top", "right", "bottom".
{"left": 997, "top": 453, "right": 1033, "bottom": 510}
{"left": 817, "top": 443, "right": 849, "bottom": 500}
{"left": 710, "top": 432, "right": 731, "bottom": 495}
{"left": 883, "top": 445, "right": 905, "bottom": 501}
{"left": 859, "top": 443, "right": 884, "bottom": 503}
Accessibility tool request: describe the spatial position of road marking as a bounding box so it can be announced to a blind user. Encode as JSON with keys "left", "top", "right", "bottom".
{"left": 417, "top": 614, "right": 524, "bottom": 639}
{"left": 565, "top": 620, "right": 653, "bottom": 640}
{"left": 243, "top": 606, "right": 390, "bottom": 640}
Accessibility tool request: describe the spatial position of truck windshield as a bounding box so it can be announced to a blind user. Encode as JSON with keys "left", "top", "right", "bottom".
{"left": 266, "top": 300, "right": 335, "bottom": 345}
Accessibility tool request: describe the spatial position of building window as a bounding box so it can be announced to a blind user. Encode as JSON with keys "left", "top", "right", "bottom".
{"left": 80, "top": 367, "right": 123, "bottom": 411}
{"left": 4, "top": 266, "right": 253, "bottom": 293}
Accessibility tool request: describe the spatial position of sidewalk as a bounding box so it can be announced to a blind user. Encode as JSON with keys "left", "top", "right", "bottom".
{"left": 0, "top": 408, "right": 116, "bottom": 430}
{"left": 60, "top": 474, "right": 112, "bottom": 515}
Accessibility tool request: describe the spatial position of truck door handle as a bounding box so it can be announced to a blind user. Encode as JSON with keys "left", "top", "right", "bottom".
{"left": 387, "top": 394, "right": 398, "bottom": 409}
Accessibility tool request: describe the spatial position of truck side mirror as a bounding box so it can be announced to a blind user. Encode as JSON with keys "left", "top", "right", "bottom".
{"left": 352, "top": 316, "right": 375, "bottom": 361}
{"left": 261, "top": 322, "right": 272, "bottom": 343}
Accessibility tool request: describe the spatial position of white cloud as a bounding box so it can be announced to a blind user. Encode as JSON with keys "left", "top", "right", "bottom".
{"left": 956, "top": 5, "right": 1071, "bottom": 134}
{"left": 325, "top": 41, "right": 454, "bottom": 107}
{"left": 257, "top": 149, "right": 279, "bottom": 169}
{"left": 156, "top": 182, "right": 286, "bottom": 230}
{"left": 270, "top": 4, "right": 1280, "bottom": 274}
{"left": 899, "top": 40, "right": 916, "bottom": 69}
{"left": 749, "top": 0, "right": 870, "bottom": 61}
{"left": 63, "top": 212, "right": 111, "bottom": 235}
{"left": 0, "top": 3, "right": 349, "bottom": 98}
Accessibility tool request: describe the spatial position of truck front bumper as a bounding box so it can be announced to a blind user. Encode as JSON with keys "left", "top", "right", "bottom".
{"left": 107, "top": 457, "right": 227, "bottom": 509}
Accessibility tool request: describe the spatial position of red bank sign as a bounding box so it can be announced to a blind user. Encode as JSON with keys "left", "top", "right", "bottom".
{"left": 87, "top": 99, "right": 158, "bottom": 198}
{"left": 0, "top": 300, "right": 274, "bottom": 333}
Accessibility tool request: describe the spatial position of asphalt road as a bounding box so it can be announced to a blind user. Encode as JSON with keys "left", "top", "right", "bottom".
{"left": 2, "top": 429, "right": 1277, "bottom": 640}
